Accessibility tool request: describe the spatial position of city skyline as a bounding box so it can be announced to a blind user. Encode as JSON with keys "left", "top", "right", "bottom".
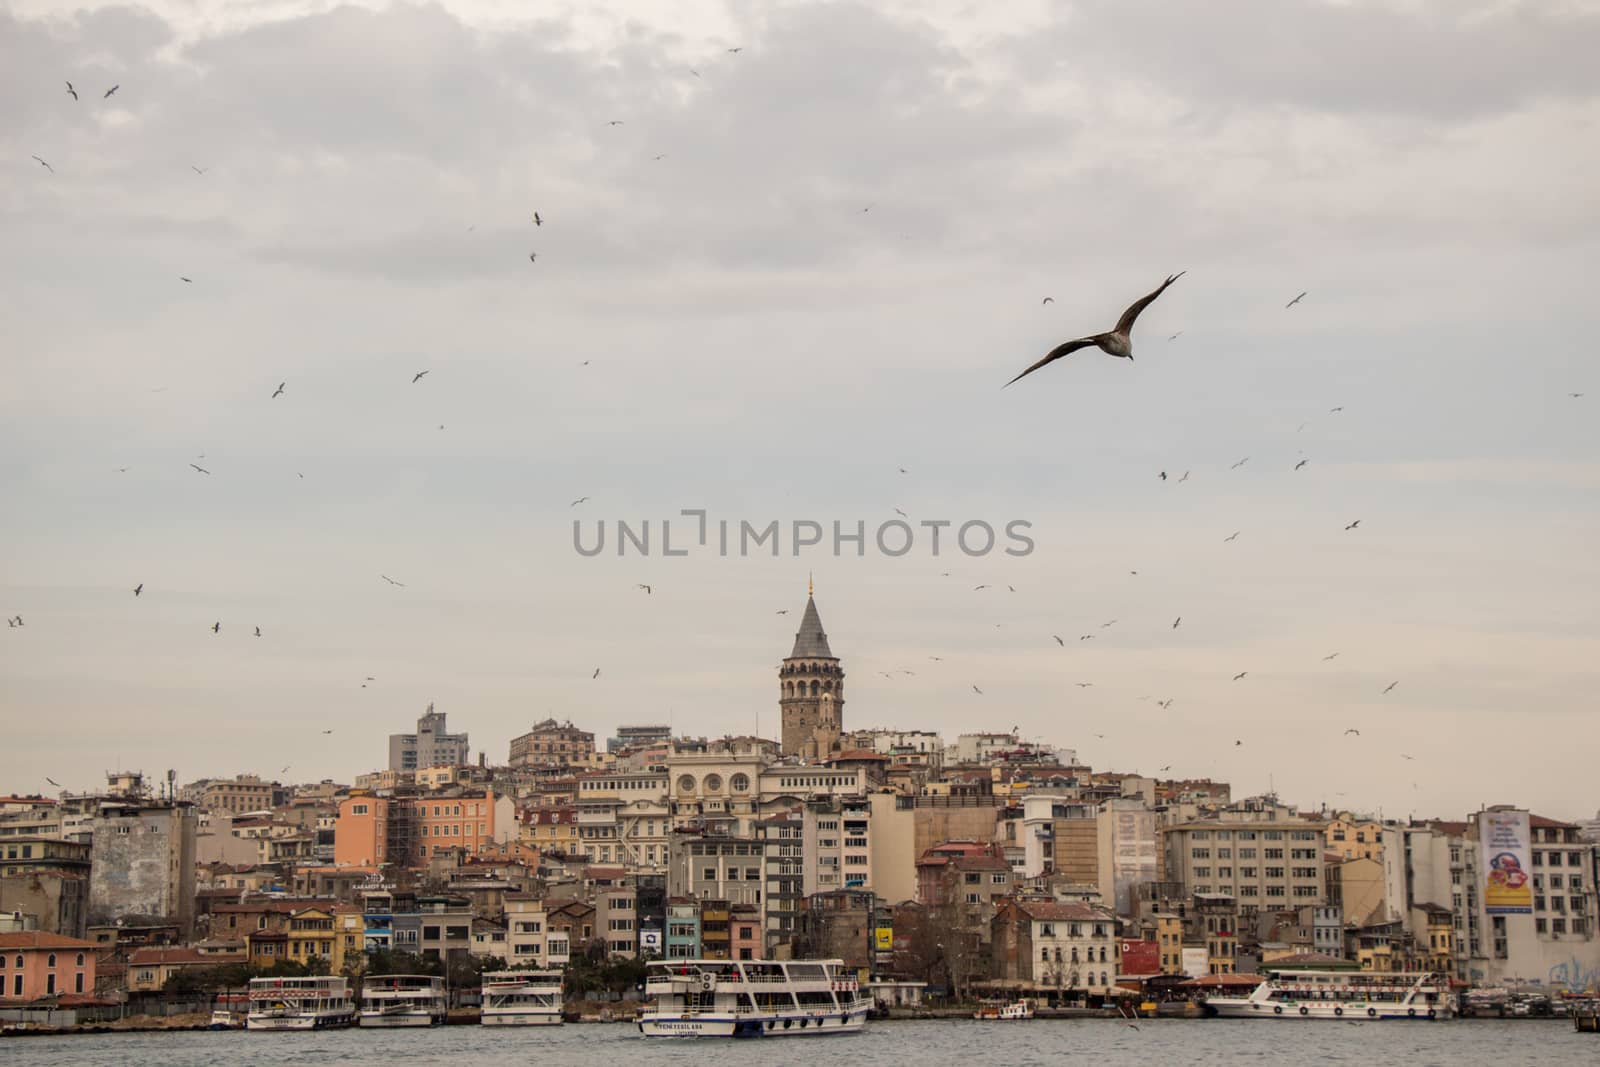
{"left": 4, "top": 0, "right": 1598, "bottom": 821}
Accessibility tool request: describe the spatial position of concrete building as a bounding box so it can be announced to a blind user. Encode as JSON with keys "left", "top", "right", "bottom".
{"left": 666, "top": 835, "right": 765, "bottom": 919}
{"left": 86, "top": 798, "right": 197, "bottom": 937}
{"left": 1161, "top": 817, "right": 1328, "bottom": 917}
{"left": 194, "top": 775, "right": 275, "bottom": 815}
{"left": 389, "top": 705, "right": 470, "bottom": 775}
{"left": 779, "top": 588, "right": 845, "bottom": 760}
{"left": 1021, "top": 796, "right": 1100, "bottom": 885}
{"left": 0, "top": 838, "right": 91, "bottom": 938}
{"left": 608, "top": 725, "right": 672, "bottom": 754}
{"left": 508, "top": 719, "right": 595, "bottom": 770}
{"left": 596, "top": 887, "right": 638, "bottom": 959}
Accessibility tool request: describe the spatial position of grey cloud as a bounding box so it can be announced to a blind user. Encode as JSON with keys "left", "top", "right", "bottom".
{"left": 1019, "top": 0, "right": 1600, "bottom": 119}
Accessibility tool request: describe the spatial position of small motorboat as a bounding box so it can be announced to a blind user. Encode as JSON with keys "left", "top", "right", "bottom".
{"left": 974, "top": 999, "right": 1034, "bottom": 1021}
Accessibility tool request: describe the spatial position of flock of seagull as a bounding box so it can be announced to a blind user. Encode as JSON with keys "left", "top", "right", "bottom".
{"left": 15, "top": 54, "right": 1588, "bottom": 801}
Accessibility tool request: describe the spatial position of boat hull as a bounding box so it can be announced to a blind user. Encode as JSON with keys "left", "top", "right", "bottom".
{"left": 358, "top": 1012, "right": 444, "bottom": 1027}
{"left": 1207, "top": 997, "right": 1451, "bottom": 1021}
{"left": 482, "top": 1011, "right": 563, "bottom": 1026}
{"left": 246, "top": 1011, "right": 356, "bottom": 1031}
{"left": 638, "top": 1009, "right": 869, "bottom": 1038}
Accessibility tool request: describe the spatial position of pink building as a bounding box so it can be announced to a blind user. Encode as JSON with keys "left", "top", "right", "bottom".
{"left": 0, "top": 931, "right": 98, "bottom": 1001}
{"left": 730, "top": 904, "right": 762, "bottom": 961}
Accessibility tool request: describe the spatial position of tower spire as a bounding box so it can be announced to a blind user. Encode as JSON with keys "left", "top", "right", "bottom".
{"left": 808, "top": 571, "right": 813, "bottom": 597}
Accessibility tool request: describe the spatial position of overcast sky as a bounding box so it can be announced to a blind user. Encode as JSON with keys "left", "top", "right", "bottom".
{"left": 3, "top": 0, "right": 1597, "bottom": 822}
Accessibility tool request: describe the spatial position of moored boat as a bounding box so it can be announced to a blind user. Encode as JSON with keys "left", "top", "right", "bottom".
{"left": 638, "top": 959, "right": 870, "bottom": 1038}
{"left": 974, "top": 999, "right": 1035, "bottom": 1020}
{"left": 481, "top": 969, "right": 565, "bottom": 1026}
{"left": 1204, "top": 969, "right": 1453, "bottom": 1021}
{"left": 246, "top": 976, "right": 357, "bottom": 1030}
{"left": 358, "top": 974, "right": 448, "bottom": 1027}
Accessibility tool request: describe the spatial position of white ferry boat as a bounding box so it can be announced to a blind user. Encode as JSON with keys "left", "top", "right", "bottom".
{"left": 638, "top": 959, "right": 871, "bottom": 1038}
{"left": 246, "top": 976, "right": 357, "bottom": 1030}
{"left": 974, "top": 998, "right": 1035, "bottom": 1020}
{"left": 358, "top": 974, "right": 448, "bottom": 1027}
{"left": 1205, "top": 969, "right": 1454, "bottom": 1021}
{"left": 481, "top": 969, "right": 565, "bottom": 1026}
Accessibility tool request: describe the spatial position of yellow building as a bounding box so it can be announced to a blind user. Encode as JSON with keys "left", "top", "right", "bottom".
{"left": 1324, "top": 813, "right": 1383, "bottom": 862}
{"left": 1155, "top": 914, "right": 1185, "bottom": 974}
{"left": 334, "top": 904, "right": 364, "bottom": 974}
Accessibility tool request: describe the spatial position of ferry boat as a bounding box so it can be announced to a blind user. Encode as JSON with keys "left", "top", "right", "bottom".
{"left": 974, "top": 999, "right": 1035, "bottom": 1020}
{"left": 638, "top": 959, "right": 871, "bottom": 1038}
{"left": 1204, "top": 969, "right": 1454, "bottom": 1021}
{"left": 481, "top": 969, "right": 565, "bottom": 1026}
{"left": 358, "top": 974, "right": 448, "bottom": 1027}
{"left": 246, "top": 976, "right": 357, "bottom": 1030}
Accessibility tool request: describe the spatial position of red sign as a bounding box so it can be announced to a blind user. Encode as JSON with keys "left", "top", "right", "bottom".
{"left": 1119, "top": 939, "right": 1159, "bottom": 976}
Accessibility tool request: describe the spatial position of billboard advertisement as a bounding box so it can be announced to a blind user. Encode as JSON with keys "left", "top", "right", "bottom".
{"left": 1181, "top": 947, "right": 1209, "bottom": 979}
{"left": 874, "top": 926, "right": 894, "bottom": 952}
{"left": 1118, "top": 939, "right": 1159, "bottom": 976}
{"left": 1480, "top": 811, "right": 1533, "bottom": 915}
{"left": 638, "top": 928, "right": 663, "bottom": 953}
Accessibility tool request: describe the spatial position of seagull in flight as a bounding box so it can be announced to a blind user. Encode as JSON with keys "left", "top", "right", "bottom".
{"left": 1178, "top": 471, "right": 1189, "bottom": 483}
{"left": 271, "top": 382, "right": 285, "bottom": 398}
{"left": 606, "top": 120, "right": 625, "bottom": 126}
{"left": 1041, "top": 297, "right": 1054, "bottom": 305}
{"left": 1294, "top": 459, "right": 1307, "bottom": 470}
{"left": 1158, "top": 765, "right": 1171, "bottom": 773}
{"left": 189, "top": 463, "right": 210, "bottom": 474}
{"left": 1079, "top": 634, "right": 1095, "bottom": 641}
{"left": 893, "top": 507, "right": 907, "bottom": 517}
{"left": 1232, "top": 671, "right": 1248, "bottom": 681}
{"left": 528, "top": 252, "right": 537, "bottom": 263}
{"left": 929, "top": 655, "right": 942, "bottom": 661}
{"left": 254, "top": 626, "right": 261, "bottom": 637}
{"left": 1322, "top": 652, "right": 1340, "bottom": 661}
{"left": 179, "top": 276, "right": 193, "bottom": 283}
{"left": 1234, "top": 740, "right": 1243, "bottom": 747}
{"left": 1172, "top": 617, "right": 1181, "bottom": 629}
{"left": 1344, "top": 520, "right": 1361, "bottom": 531}
{"left": 533, "top": 212, "right": 542, "bottom": 226}
{"left": 637, "top": 584, "right": 652, "bottom": 595}
{"left": 776, "top": 609, "right": 789, "bottom": 615}
{"left": 971, "top": 685, "right": 983, "bottom": 695}
{"left": 1230, "top": 457, "right": 1249, "bottom": 470}
{"left": 212, "top": 621, "right": 221, "bottom": 633}
{"left": 1053, "top": 635, "right": 1064, "bottom": 646}
{"left": 1004, "top": 272, "right": 1184, "bottom": 386}
{"left": 1329, "top": 406, "right": 1344, "bottom": 413}
{"left": 1075, "top": 682, "right": 1093, "bottom": 688}
{"left": 380, "top": 574, "right": 405, "bottom": 587}
{"left": 103, "top": 84, "right": 119, "bottom": 98}
{"left": 133, "top": 583, "right": 143, "bottom": 596}
{"left": 973, "top": 584, "right": 990, "bottom": 591}
{"left": 32, "top": 155, "right": 53, "bottom": 173}
{"left": 64, "top": 81, "right": 80, "bottom": 100}
{"left": 1159, "top": 471, "right": 1167, "bottom": 480}
{"left": 1344, "top": 728, "right": 1360, "bottom": 736}
{"left": 1224, "top": 531, "right": 1240, "bottom": 542}
{"left": 1571, "top": 393, "right": 1585, "bottom": 398}
{"left": 592, "top": 668, "right": 601, "bottom": 679}
{"left": 1382, "top": 681, "right": 1399, "bottom": 694}
{"left": 727, "top": 46, "right": 743, "bottom": 53}
{"left": 570, "top": 496, "right": 589, "bottom": 507}
{"left": 192, "top": 166, "right": 207, "bottom": 175}
{"left": 1168, "top": 332, "right": 1182, "bottom": 341}
{"left": 412, "top": 370, "right": 429, "bottom": 383}
{"left": 1285, "top": 291, "right": 1307, "bottom": 309}
{"left": 1101, "top": 619, "right": 1117, "bottom": 628}
{"left": 1158, "top": 699, "right": 1174, "bottom": 709}
{"left": 46, "top": 777, "right": 61, "bottom": 787}
{"left": 321, "top": 729, "right": 334, "bottom": 734}
{"left": 1400, "top": 753, "right": 1415, "bottom": 761}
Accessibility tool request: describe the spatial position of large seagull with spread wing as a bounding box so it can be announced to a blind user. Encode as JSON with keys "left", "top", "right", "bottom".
{"left": 1005, "top": 272, "right": 1184, "bottom": 387}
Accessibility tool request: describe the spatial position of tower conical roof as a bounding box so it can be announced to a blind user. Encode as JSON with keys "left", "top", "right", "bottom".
{"left": 789, "top": 595, "right": 834, "bottom": 659}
